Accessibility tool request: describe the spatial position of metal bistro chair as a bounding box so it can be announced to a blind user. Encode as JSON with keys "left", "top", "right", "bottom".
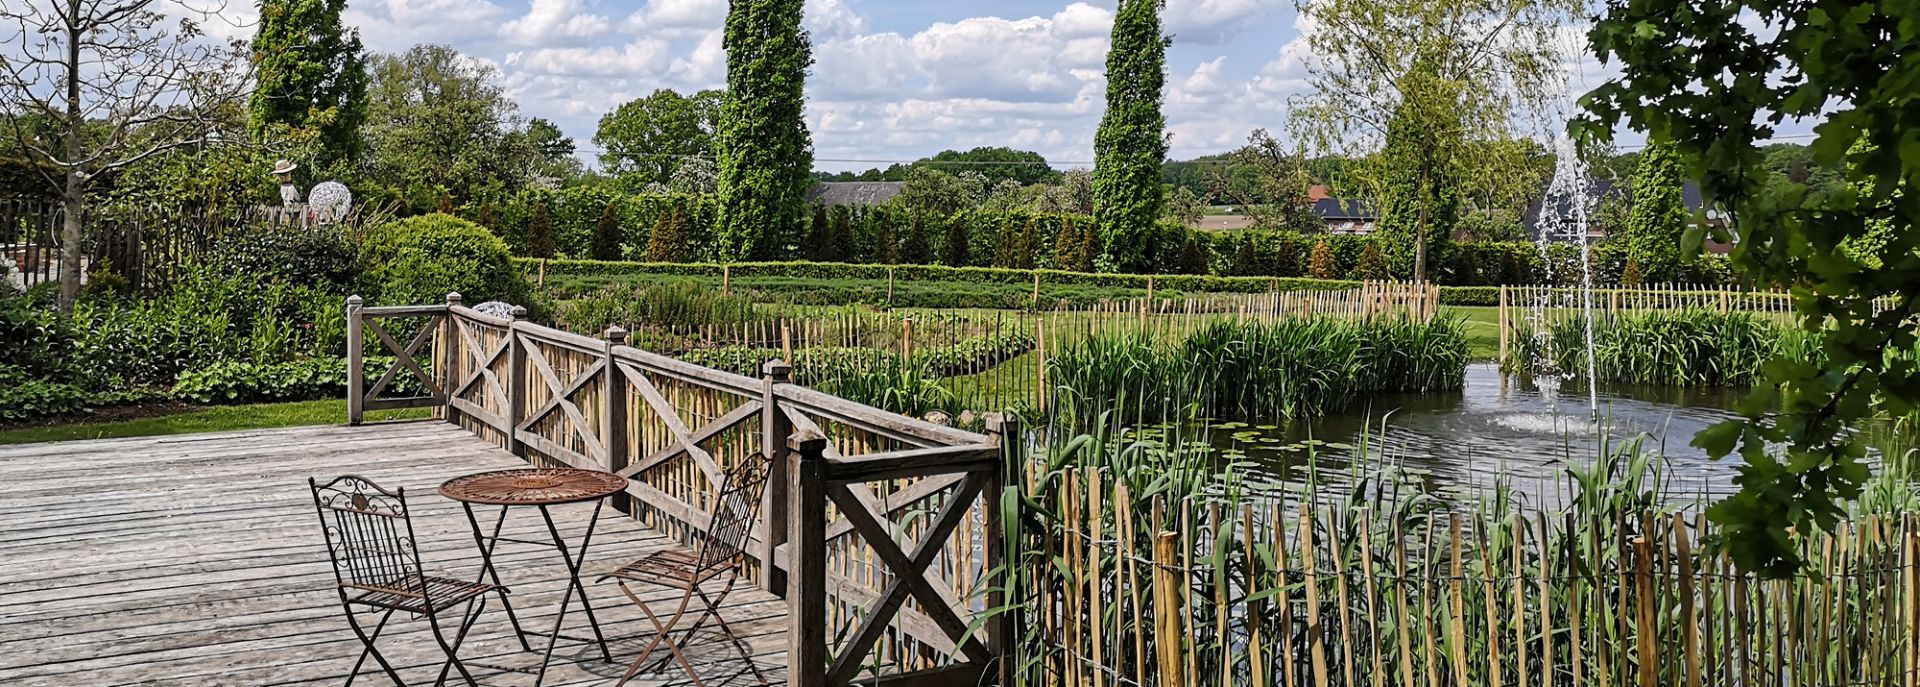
{"left": 600, "top": 457, "right": 771, "bottom": 687}
{"left": 309, "top": 475, "right": 505, "bottom": 687}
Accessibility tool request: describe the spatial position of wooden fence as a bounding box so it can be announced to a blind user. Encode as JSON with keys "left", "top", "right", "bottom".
{"left": 563, "top": 280, "right": 1442, "bottom": 423}
{"left": 0, "top": 196, "right": 363, "bottom": 293}
{"left": 1022, "top": 466, "right": 1920, "bottom": 687}
{"left": 1495, "top": 283, "right": 1797, "bottom": 364}
{"left": 346, "top": 294, "right": 1014, "bottom": 687}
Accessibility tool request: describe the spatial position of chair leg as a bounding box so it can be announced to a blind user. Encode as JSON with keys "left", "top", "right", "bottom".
{"left": 695, "top": 586, "right": 768, "bottom": 686}
{"left": 425, "top": 604, "right": 481, "bottom": 687}
{"left": 434, "top": 596, "right": 489, "bottom": 687}
{"left": 614, "top": 580, "right": 704, "bottom": 687}
{"left": 343, "top": 606, "right": 406, "bottom": 687}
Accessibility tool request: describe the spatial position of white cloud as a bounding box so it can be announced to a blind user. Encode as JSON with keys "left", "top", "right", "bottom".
{"left": 668, "top": 29, "right": 727, "bottom": 86}
{"left": 1164, "top": 0, "right": 1276, "bottom": 44}
{"left": 506, "top": 40, "right": 673, "bottom": 77}
{"left": 805, "top": 0, "right": 867, "bottom": 40}
{"left": 624, "top": 0, "right": 725, "bottom": 33}
{"left": 345, "top": 0, "right": 506, "bottom": 49}
{"left": 500, "top": 0, "right": 610, "bottom": 46}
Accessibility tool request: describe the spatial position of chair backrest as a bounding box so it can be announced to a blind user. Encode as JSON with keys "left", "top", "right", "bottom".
{"left": 695, "top": 457, "right": 770, "bottom": 571}
{"left": 309, "top": 475, "right": 427, "bottom": 599}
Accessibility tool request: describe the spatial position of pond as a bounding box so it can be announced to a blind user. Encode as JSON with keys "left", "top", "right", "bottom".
{"left": 1180, "top": 363, "right": 1752, "bottom": 506}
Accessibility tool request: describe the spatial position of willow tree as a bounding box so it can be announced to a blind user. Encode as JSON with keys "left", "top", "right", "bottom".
{"left": 713, "top": 0, "right": 813, "bottom": 262}
{"left": 1289, "top": 0, "right": 1578, "bottom": 281}
{"left": 1091, "top": 0, "right": 1169, "bottom": 272}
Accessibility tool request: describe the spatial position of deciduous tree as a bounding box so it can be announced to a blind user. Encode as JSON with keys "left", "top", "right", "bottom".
{"left": 0, "top": 0, "right": 250, "bottom": 306}
{"left": 1581, "top": 0, "right": 1920, "bottom": 574}
{"left": 594, "top": 88, "right": 722, "bottom": 187}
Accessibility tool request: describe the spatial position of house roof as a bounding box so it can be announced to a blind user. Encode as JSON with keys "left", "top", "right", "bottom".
{"left": 1311, "top": 197, "right": 1376, "bottom": 220}
{"left": 805, "top": 181, "right": 903, "bottom": 206}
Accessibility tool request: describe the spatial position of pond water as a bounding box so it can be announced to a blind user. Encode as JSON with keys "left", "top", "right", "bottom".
{"left": 1186, "top": 363, "right": 1752, "bottom": 507}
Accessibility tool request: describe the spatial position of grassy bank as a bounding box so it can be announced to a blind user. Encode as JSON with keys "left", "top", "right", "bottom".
{"left": 0, "top": 399, "right": 431, "bottom": 444}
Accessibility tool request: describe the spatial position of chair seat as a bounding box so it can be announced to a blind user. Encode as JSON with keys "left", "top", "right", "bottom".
{"left": 602, "top": 549, "right": 728, "bottom": 590}
{"left": 349, "top": 575, "right": 499, "bottom": 615}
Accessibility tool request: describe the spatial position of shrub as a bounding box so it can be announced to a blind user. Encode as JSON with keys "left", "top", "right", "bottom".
{"left": 360, "top": 213, "right": 529, "bottom": 306}
{"left": 201, "top": 224, "right": 360, "bottom": 291}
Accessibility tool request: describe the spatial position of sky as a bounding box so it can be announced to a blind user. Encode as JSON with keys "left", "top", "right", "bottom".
{"left": 187, "top": 0, "right": 1700, "bottom": 173}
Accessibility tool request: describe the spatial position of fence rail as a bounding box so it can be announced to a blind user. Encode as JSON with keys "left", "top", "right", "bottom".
{"left": 346, "top": 294, "right": 1012, "bottom": 687}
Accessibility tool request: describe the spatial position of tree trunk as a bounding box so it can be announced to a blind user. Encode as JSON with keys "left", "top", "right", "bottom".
{"left": 59, "top": 178, "right": 82, "bottom": 307}
{"left": 58, "top": 0, "right": 82, "bottom": 309}
{"left": 1414, "top": 166, "right": 1430, "bottom": 283}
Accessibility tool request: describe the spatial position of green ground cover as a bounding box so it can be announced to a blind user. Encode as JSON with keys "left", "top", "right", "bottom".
{"left": 0, "top": 400, "right": 431, "bottom": 445}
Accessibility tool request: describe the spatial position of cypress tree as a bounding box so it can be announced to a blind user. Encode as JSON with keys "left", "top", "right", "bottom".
{"left": 871, "top": 208, "right": 898, "bottom": 264}
{"left": 1623, "top": 141, "right": 1690, "bottom": 281}
{"left": 807, "top": 205, "right": 832, "bottom": 261}
{"left": 644, "top": 204, "right": 696, "bottom": 262}
{"left": 829, "top": 206, "right": 857, "bottom": 262}
{"left": 714, "top": 0, "right": 813, "bottom": 261}
{"left": 1091, "top": 0, "right": 1169, "bottom": 272}
{"left": 248, "top": 0, "right": 368, "bottom": 171}
{"left": 943, "top": 217, "right": 970, "bottom": 266}
{"left": 1177, "top": 235, "right": 1209, "bottom": 275}
{"left": 1232, "top": 236, "right": 1261, "bottom": 276}
{"left": 527, "top": 202, "right": 555, "bottom": 258}
{"left": 590, "top": 201, "right": 624, "bottom": 261}
{"left": 1308, "top": 237, "right": 1337, "bottom": 279}
{"left": 1354, "top": 241, "right": 1391, "bottom": 280}
{"left": 902, "top": 215, "right": 932, "bottom": 264}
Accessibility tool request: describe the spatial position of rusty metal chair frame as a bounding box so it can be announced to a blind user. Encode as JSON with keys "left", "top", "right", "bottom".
{"left": 310, "top": 475, "right": 505, "bottom": 687}
{"left": 600, "top": 457, "right": 771, "bottom": 687}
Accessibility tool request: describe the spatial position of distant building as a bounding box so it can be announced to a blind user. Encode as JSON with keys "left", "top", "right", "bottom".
{"left": 805, "top": 181, "right": 904, "bottom": 207}
{"left": 1524, "top": 180, "right": 1730, "bottom": 251}
{"left": 1312, "top": 197, "right": 1379, "bottom": 234}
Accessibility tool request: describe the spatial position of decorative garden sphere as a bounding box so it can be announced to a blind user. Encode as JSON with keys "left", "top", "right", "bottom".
{"left": 473, "top": 301, "right": 515, "bottom": 319}
{"left": 308, "top": 181, "right": 352, "bottom": 223}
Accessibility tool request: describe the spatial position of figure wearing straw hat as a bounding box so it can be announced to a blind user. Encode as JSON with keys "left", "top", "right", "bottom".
{"left": 272, "top": 159, "right": 303, "bottom": 207}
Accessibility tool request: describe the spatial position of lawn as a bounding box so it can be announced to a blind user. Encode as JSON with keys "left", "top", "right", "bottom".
{"left": 0, "top": 399, "right": 432, "bottom": 445}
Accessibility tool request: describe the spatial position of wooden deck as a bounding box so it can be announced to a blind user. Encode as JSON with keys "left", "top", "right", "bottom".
{"left": 0, "top": 421, "right": 789, "bottom": 687}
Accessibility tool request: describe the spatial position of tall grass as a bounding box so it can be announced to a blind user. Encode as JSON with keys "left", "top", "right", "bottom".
{"left": 1047, "top": 315, "right": 1471, "bottom": 426}
{"left": 1507, "top": 308, "right": 1815, "bottom": 386}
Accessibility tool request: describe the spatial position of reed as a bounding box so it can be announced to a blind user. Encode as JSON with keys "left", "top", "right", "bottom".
{"left": 1506, "top": 308, "right": 1813, "bottom": 387}
{"left": 1046, "top": 315, "right": 1471, "bottom": 427}
{"left": 994, "top": 421, "right": 1920, "bottom": 687}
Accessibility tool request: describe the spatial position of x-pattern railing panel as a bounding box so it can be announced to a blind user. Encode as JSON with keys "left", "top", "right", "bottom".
{"left": 514, "top": 334, "right": 607, "bottom": 467}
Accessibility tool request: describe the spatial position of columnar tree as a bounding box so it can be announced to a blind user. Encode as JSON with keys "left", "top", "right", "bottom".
{"left": 248, "top": 0, "right": 367, "bottom": 173}
{"left": 1375, "top": 77, "right": 1463, "bottom": 279}
{"left": 0, "top": 0, "right": 250, "bottom": 306}
{"left": 1290, "top": 0, "right": 1577, "bottom": 282}
{"left": 1582, "top": 0, "right": 1920, "bottom": 574}
{"left": 714, "top": 0, "right": 812, "bottom": 262}
{"left": 1619, "top": 140, "right": 1689, "bottom": 281}
{"left": 1091, "top": 0, "right": 1169, "bottom": 272}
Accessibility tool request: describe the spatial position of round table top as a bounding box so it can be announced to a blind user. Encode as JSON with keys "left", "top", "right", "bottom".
{"left": 439, "top": 468, "right": 627, "bottom": 506}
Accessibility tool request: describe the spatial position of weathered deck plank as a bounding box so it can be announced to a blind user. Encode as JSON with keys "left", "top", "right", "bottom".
{"left": 0, "top": 421, "right": 788, "bottom": 686}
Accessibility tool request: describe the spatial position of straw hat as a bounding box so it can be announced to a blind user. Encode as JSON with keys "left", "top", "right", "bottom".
{"left": 271, "top": 159, "right": 298, "bottom": 175}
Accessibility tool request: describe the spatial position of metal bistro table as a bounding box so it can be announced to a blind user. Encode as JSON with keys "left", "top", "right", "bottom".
{"left": 440, "top": 467, "right": 628, "bottom": 686}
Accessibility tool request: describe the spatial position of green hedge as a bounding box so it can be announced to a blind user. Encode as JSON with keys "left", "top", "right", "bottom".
{"left": 523, "top": 258, "right": 1531, "bottom": 308}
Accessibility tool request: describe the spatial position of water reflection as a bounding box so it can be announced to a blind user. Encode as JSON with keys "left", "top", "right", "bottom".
{"left": 1197, "top": 363, "right": 1751, "bottom": 506}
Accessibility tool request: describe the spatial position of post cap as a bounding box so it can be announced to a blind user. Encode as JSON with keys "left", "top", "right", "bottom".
{"left": 762, "top": 359, "right": 792, "bottom": 377}
{"left": 346, "top": 295, "right": 362, "bottom": 306}
{"left": 787, "top": 428, "right": 829, "bottom": 454}
{"left": 445, "top": 292, "right": 463, "bottom": 304}
{"left": 606, "top": 325, "right": 627, "bottom": 342}
{"left": 509, "top": 305, "right": 528, "bottom": 320}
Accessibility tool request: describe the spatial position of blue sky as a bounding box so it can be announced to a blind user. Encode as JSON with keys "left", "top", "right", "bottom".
{"left": 184, "top": 0, "right": 1702, "bottom": 172}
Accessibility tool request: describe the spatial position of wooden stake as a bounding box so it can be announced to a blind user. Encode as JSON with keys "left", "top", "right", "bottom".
{"left": 1153, "top": 530, "right": 1184, "bottom": 687}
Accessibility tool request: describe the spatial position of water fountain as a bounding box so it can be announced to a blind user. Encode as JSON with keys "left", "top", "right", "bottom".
{"left": 1525, "top": 135, "right": 1602, "bottom": 418}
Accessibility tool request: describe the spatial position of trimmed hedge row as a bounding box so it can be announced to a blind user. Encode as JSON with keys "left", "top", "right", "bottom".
{"left": 523, "top": 258, "right": 1513, "bottom": 307}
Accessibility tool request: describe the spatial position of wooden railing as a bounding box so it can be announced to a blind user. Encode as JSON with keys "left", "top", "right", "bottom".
{"left": 346, "top": 293, "right": 1012, "bottom": 687}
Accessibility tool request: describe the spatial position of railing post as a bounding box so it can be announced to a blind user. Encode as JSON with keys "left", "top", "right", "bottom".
{"left": 605, "top": 326, "right": 629, "bottom": 509}
{"left": 788, "top": 430, "right": 830, "bottom": 687}
{"left": 987, "top": 414, "right": 1022, "bottom": 687}
{"left": 346, "top": 295, "right": 364, "bottom": 425}
{"left": 506, "top": 305, "right": 529, "bottom": 457}
{"left": 443, "top": 292, "right": 462, "bottom": 424}
{"left": 762, "top": 359, "right": 794, "bottom": 596}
